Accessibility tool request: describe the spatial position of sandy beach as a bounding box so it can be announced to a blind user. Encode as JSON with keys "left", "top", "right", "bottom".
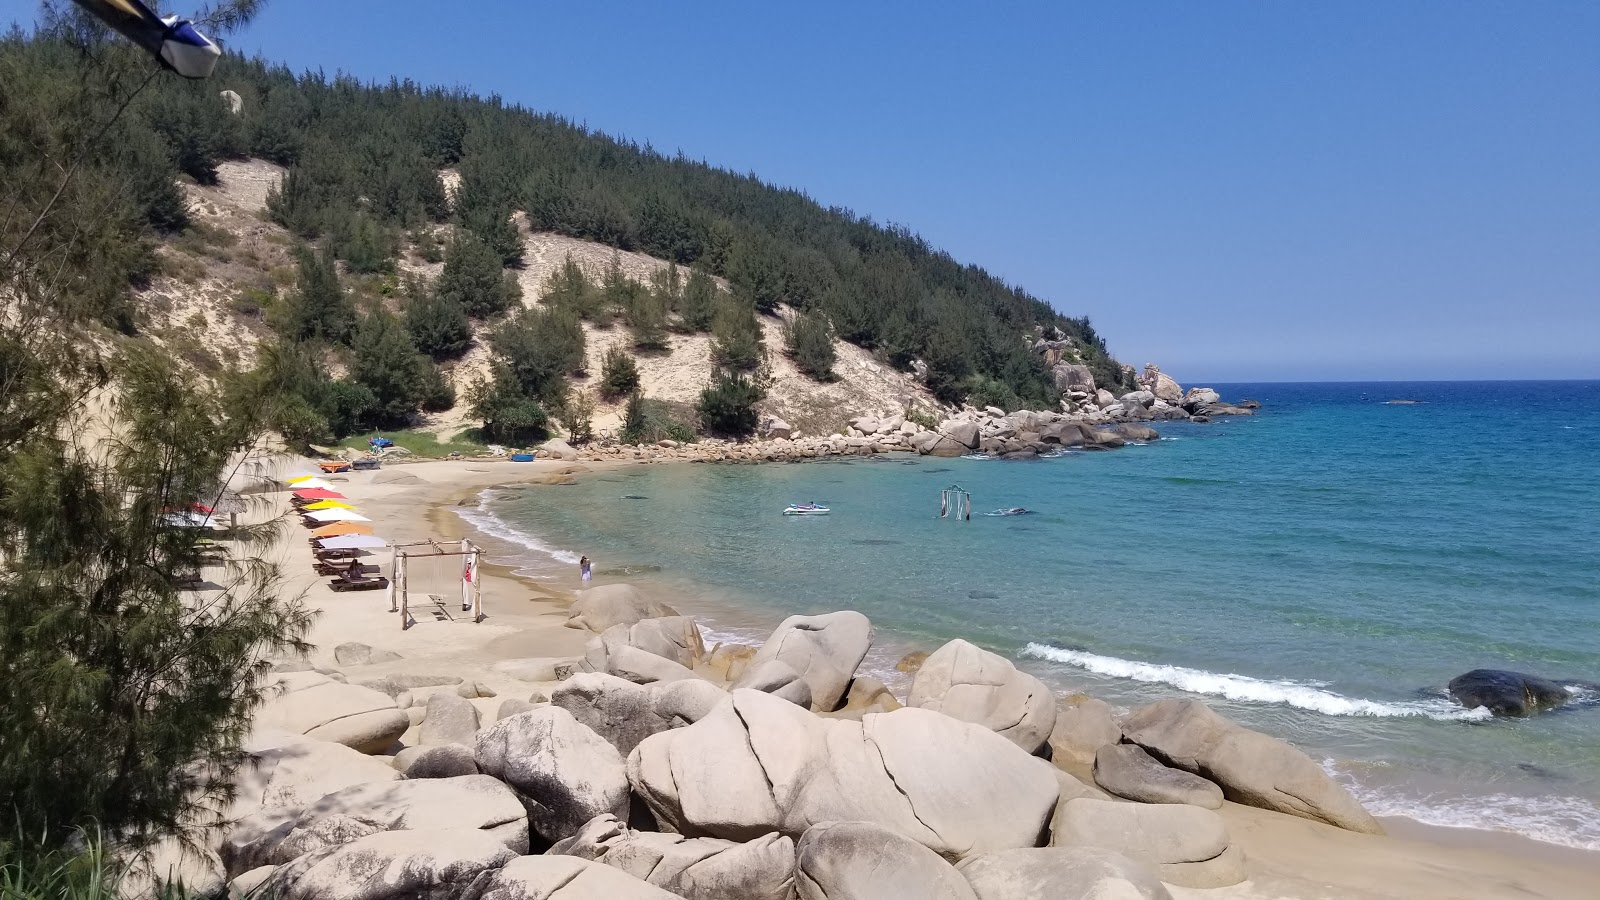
{"left": 257, "top": 454, "right": 1600, "bottom": 900}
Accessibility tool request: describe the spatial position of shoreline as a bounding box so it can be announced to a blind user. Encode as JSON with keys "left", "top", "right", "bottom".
{"left": 277, "top": 453, "right": 1600, "bottom": 898}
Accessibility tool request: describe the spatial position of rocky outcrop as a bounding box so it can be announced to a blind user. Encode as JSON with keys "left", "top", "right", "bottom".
{"left": 552, "top": 672, "right": 725, "bottom": 754}
{"left": 393, "top": 743, "right": 480, "bottom": 779}
{"left": 732, "top": 658, "right": 814, "bottom": 708}
{"left": 833, "top": 676, "right": 901, "bottom": 717}
{"left": 492, "top": 656, "right": 584, "bottom": 683}
{"left": 263, "top": 829, "right": 516, "bottom": 900}
{"left": 1051, "top": 797, "right": 1245, "bottom": 887}
{"left": 255, "top": 673, "right": 408, "bottom": 755}
{"left": 475, "top": 707, "right": 631, "bottom": 843}
{"left": 419, "top": 690, "right": 482, "bottom": 746}
{"left": 749, "top": 611, "right": 874, "bottom": 712}
{"left": 566, "top": 584, "right": 680, "bottom": 633}
{"left": 230, "top": 732, "right": 401, "bottom": 821}
{"left": 583, "top": 618, "right": 707, "bottom": 685}
{"left": 1140, "top": 364, "right": 1183, "bottom": 403}
{"left": 627, "top": 689, "right": 1059, "bottom": 857}
{"left": 1121, "top": 699, "right": 1382, "bottom": 834}
{"left": 224, "top": 775, "right": 528, "bottom": 874}
{"left": 942, "top": 421, "right": 981, "bottom": 450}
{"left": 1046, "top": 694, "right": 1122, "bottom": 768}
{"left": 1051, "top": 364, "right": 1096, "bottom": 394}
{"left": 956, "top": 847, "right": 1171, "bottom": 900}
{"left": 550, "top": 813, "right": 794, "bottom": 900}
{"left": 1181, "top": 387, "right": 1220, "bottom": 410}
{"left": 1448, "top": 669, "right": 1573, "bottom": 717}
{"left": 332, "top": 642, "right": 403, "bottom": 666}
{"left": 702, "top": 642, "right": 757, "bottom": 683}
{"left": 463, "top": 854, "right": 685, "bottom": 900}
{"left": 1093, "top": 744, "right": 1223, "bottom": 809}
{"left": 907, "top": 639, "right": 1055, "bottom": 754}
{"left": 796, "top": 820, "right": 977, "bottom": 900}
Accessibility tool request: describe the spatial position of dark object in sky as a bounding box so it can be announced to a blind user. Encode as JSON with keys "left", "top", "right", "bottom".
{"left": 72, "top": 0, "right": 221, "bottom": 78}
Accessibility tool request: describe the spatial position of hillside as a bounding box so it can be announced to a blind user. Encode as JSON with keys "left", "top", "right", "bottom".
{"left": 2, "top": 28, "right": 1147, "bottom": 451}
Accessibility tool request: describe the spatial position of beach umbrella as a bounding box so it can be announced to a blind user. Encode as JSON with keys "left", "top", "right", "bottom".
{"left": 300, "top": 499, "right": 356, "bottom": 511}
{"left": 162, "top": 511, "right": 212, "bottom": 528}
{"left": 315, "top": 535, "right": 388, "bottom": 551}
{"left": 287, "top": 477, "right": 336, "bottom": 491}
{"left": 69, "top": 0, "right": 222, "bottom": 79}
{"left": 312, "top": 522, "right": 374, "bottom": 539}
{"left": 292, "top": 488, "right": 347, "bottom": 502}
{"left": 304, "top": 509, "right": 371, "bottom": 524}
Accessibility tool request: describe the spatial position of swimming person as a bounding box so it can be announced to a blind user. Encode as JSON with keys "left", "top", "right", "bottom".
{"left": 579, "top": 555, "right": 592, "bottom": 582}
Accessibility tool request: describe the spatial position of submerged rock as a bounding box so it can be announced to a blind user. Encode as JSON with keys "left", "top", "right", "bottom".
{"left": 1448, "top": 669, "right": 1572, "bottom": 718}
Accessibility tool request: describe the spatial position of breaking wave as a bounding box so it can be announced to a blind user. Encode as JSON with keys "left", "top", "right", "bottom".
{"left": 1021, "top": 643, "right": 1489, "bottom": 721}
{"left": 454, "top": 490, "right": 581, "bottom": 567}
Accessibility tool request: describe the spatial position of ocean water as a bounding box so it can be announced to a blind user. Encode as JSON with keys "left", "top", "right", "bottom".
{"left": 463, "top": 381, "right": 1600, "bottom": 851}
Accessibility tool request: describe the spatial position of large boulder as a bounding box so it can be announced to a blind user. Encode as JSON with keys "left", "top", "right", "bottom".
{"left": 1111, "top": 423, "right": 1159, "bottom": 442}
{"left": 907, "top": 639, "right": 1055, "bottom": 754}
{"left": 1046, "top": 694, "right": 1122, "bottom": 769}
{"left": 1118, "top": 390, "right": 1155, "bottom": 408}
{"left": 1142, "top": 366, "right": 1183, "bottom": 403}
{"left": 628, "top": 689, "right": 1059, "bottom": 858}
{"left": 462, "top": 855, "right": 685, "bottom": 900}
{"left": 539, "top": 438, "right": 578, "bottom": 459}
{"left": 1181, "top": 387, "right": 1220, "bottom": 411}
{"left": 475, "top": 707, "right": 631, "bottom": 843}
{"left": 566, "top": 584, "right": 680, "bottom": 633}
{"left": 255, "top": 673, "right": 408, "bottom": 754}
{"left": 419, "top": 690, "right": 482, "bottom": 746}
{"left": 584, "top": 624, "right": 706, "bottom": 685}
{"left": 492, "top": 657, "right": 583, "bottom": 682}
{"left": 732, "top": 659, "right": 814, "bottom": 708}
{"left": 702, "top": 643, "right": 758, "bottom": 683}
{"left": 1051, "top": 364, "right": 1096, "bottom": 394}
{"left": 1447, "top": 669, "right": 1572, "bottom": 717}
{"left": 1121, "top": 699, "right": 1382, "bottom": 834}
{"left": 261, "top": 828, "right": 515, "bottom": 900}
{"left": 924, "top": 435, "right": 969, "bottom": 458}
{"left": 609, "top": 617, "right": 707, "bottom": 668}
{"left": 550, "top": 813, "right": 794, "bottom": 900}
{"left": 942, "top": 422, "right": 981, "bottom": 450}
{"left": 957, "top": 847, "right": 1171, "bottom": 900}
{"left": 393, "top": 743, "right": 480, "bottom": 779}
{"left": 1094, "top": 744, "right": 1222, "bottom": 809}
{"left": 749, "top": 611, "right": 874, "bottom": 712}
{"left": 553, "top": 672, "right": 725, "bottom": 755}
{"left": 333, "top": 642, "right": 403, "bottom": 666}
{"left": 1051, "top": 798, "right": 1244, "bottom": 888}
{"left": 795, "top": 820, "right": 977, "bottom": 900}
{"left": 224, "top": 775, "right": 528, "bottom": 875}
{"left": 230, "top": 731, "right": 401, "bottom": 821}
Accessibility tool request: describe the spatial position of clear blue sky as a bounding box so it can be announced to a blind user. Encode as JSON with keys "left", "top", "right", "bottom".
{"left": 10, "top": 2, "right": 1598, "bottom": 382}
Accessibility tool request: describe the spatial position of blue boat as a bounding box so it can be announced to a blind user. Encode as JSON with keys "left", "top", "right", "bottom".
{"left": 510, "top": 452, "right": 535, "bottom": 462}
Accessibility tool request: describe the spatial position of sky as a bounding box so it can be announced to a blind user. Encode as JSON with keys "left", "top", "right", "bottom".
{"left": 8, "top": 2, "right": 1598, "bottom": 382}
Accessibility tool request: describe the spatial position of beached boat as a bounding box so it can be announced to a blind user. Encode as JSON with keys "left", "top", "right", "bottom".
{"left": 783, "top": 503, "right": 830, "bottom": 516}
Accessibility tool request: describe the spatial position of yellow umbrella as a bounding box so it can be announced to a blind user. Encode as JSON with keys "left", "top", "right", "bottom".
{"left": 301, "top": 499, "right": 356, "bottom": 511}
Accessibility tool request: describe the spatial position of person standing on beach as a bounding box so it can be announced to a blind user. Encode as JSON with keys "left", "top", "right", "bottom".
{"left": 579, "top": 555, "right": 592, "bottom": 582}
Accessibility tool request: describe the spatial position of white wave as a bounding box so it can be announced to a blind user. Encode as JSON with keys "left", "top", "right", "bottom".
{"left": 1021, "top": 643, "right": 1489, "bottom": 721}
{"left": 1327, "top": 763, "right": 1600, "bottom": 852}
{"left": 453, "top": 491, "right": 581, "bottom": 566}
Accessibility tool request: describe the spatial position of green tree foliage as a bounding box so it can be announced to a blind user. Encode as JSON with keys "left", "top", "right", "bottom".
{"left": 541, "top": 255, "right": 601, "bottom": 320}
{"left": 627, "top": 288, "right": 669, "bottom": 352}
{"left": 404, "top": 276, "right": 472, "bottom": 359}
{"left": 599, "top": 251, "right": 638, "bottom": 326}
{"left": 455, "top": 155, "right": 523, "bottom": 266}
{"left": 470, "top": 364, "right": 548, "bottom": 445}
{"left": 1, "top": 5, "right": 310, "bottom": 857}
{"left": 279, "top": 245, "right": 356, "bottom": 345}
{"left": 489, "top": 305, "right": 586, "bottom": 404}
{"left": 560, "top": 391, "right": 595, "bottom": 444}
{"left": 711, "top": 295, "right": 764, "bottom": 371}
{"left": 784, "top": 309, "right": 837, "bottom": 381}
{"left": 350, "top": 307, "right": 439, "bottom": 424}
{"left": 697, "top": 370, "right": 766, "bottom": 438}
{"left": 728, "top": 232, "right": 787, "bottom": 315}
{"left": 599, "top": 346, "right": 641, "bottom": 400}
{"left": 326, "top": 208, "right": 399, "bottom": 275}
{"left": 676, "top": 266, "right": 718, "bottom": 333}
{"left": 619, "top": 391, "right": 647, "bottom": 444}
{"left": 436, "top": 230, "right": 521, "bottom": 320}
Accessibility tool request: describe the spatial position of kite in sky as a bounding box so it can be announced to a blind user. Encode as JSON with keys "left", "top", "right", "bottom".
{"left": 71, "top": 0, "right": 221, "bottom": 78}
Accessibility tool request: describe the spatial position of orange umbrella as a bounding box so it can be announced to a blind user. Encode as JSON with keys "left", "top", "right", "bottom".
{"left": 311, "top": 521, "right": 374, "bottom": 539}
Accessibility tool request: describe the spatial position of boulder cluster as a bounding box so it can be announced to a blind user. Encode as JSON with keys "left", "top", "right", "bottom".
{"left": 152, "top": 587, "right": 1382, "bottom": 899}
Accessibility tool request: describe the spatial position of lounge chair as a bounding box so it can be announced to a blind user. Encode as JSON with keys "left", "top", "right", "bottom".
{"left": 315, "top": 561, "right": 378, "bottom": 577}
{"left": 329, "top": 575, "right": 390, "bottom": 592}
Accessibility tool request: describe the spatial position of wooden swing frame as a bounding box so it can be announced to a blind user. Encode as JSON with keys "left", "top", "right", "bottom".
{"left": 387, "top": 539, "right": 485, "bottom": 629}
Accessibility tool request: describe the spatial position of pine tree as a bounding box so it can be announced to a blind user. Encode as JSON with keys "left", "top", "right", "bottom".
{"left": 697, "top": 369, "right": 766, "bottom": 438}
{"left": 404, "top": 277, "right": 472, "bottom": 359}
{"left": 785, "top": 309, "right": 837, "bottom": 381}
{"left": 489, "top": 305, "right": 586, "bottom": 404}
{"left": 677, "top": 266, "right": 718, "bottom": 333}
{"left": 541, "top": 255, "right": 600, "bottom": 319}
{"left": 437, "top": 230, "right": 521, "bottom": 319}
{"left": 351, "top": 307, "right": 431, "bottom": 424}
{"left": 599, "top": 346, "right": 641, "bottom": 400}
{"left": 711, "top": 295, "right": 764, "bottom": 371}
{"left": 470, "top": 364, "right": 548, "bottom": 445}
{"left": 281, "top": 246, "right": 356, "bottom": 345}
{"left": 627, "top": 289, "right": 670, "bottom": 352}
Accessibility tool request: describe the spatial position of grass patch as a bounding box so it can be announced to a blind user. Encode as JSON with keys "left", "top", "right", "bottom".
{"left": 338, "top": 428, "right": 489, "bottom": 459}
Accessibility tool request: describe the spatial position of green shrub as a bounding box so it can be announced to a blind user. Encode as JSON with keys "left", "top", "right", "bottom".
{"left": 560, "top": 392, "right": 595, "bottom": 444}
{"left": 599, "top": 346, "right": 641, "bottom": 400}
{"left": 711, "top": 295, "right": 763, "bottom": 371}
{"left": 627, "top": 289, "right": 670, "bottom": 352}
{"left": 470, "top": 365, "right": 549, "bottom": 445}
{"left": 490, "top": 305, "right": 586, "bottom": 404}
{"left": 784, "top": 309, "right": 837, "bottom": 381}
{"left": 437, "top": 230, "right": 520, "bottom": 319}
{"left": 404, "top": 278, "right": 473, "bottom": 360}
{"left": 541, "top": 255, "right": 602, "bottom": 320}
{"left": 676, "top": 266, "right": 718, "bottom": 333}
{"left": 620, "top": 394, "right": 697, "bottom": 445}
{"left": 278, "top": 245, "right": 355, "bottom": 345}
{"left": 697, "top": 369, "right": 766, "bottom": 438}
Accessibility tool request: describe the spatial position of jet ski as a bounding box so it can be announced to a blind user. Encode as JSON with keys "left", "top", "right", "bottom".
{"left": 984, "top": 507, "right": 1030, "bottom": 517}
{"left": 783, "top": 503, "right": 831, "bottom": 516}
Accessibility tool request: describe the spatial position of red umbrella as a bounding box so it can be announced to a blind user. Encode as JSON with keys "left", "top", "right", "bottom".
{"left": 293, "top": 488, "right": 348, "bottom": 501}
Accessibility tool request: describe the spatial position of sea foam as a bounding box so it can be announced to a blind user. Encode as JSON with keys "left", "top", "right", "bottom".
{"left": 1021, "top": 643, "right": 1490, "bottom": 721}
{"left": 453, "top": 490, "right": 581, "bottom": 568}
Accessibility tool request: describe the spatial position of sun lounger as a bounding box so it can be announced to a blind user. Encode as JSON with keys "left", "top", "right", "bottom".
{"left": 329, "top": 575, "right": 390, "bottom": 592}
{"left": 315, "top": 561, "right": 378, "bottom": 577}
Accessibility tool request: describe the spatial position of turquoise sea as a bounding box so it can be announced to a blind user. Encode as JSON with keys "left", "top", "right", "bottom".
{"left": 461, "top": 381, "right": 1600, "bottom": 851}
